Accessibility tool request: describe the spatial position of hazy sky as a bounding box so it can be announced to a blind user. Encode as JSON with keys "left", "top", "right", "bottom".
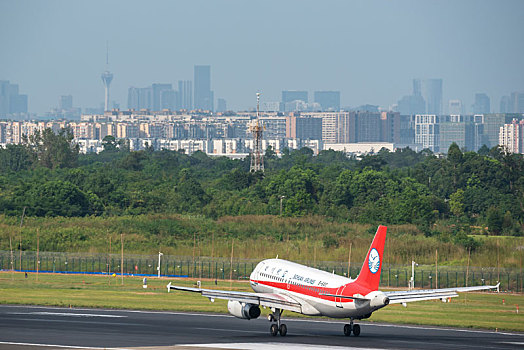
{"left": 1, "top": 0, "right": 523, "bottom": 114}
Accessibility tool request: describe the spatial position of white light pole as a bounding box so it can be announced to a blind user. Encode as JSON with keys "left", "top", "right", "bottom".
{"left": 410, "top": 260, "right": 418, "bottom": 290}
{"left": 157, "top": 252, "right": 163, "bottom": 278}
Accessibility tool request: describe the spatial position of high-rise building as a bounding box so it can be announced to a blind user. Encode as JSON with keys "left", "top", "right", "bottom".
{"left": 500, "top": 96, "right": 510, "bottom": 113}
{"left": 413, "top": 79, "right": 443, "bottom": 115}
{"left": 216, "top": 98, "right": 227, "bottom": 113}
{"left": 397, "top": 95, "right": 425, "bottom": 115}
{"left": 483, "top": 113, "right": 506, "bottom": 148}
{"left": 286, "top": 116, "right": 322, "bottom": 140}
{"left": 282, "top": 91, "right": 308, "bottom": 104}
{"left": 160, "top": 89, "right": 176, "bottom": 110}
{"left": 177, "top": 80, "right": 192, "bottom": 110}
{"left": 282, "top": 91, "right": 308, "bottom": 112}
{"left": 473, "top": 93, "right": 490, "bottom": 114}
{"left": 59, "top": 95, "right": 73, "bottom": 110}
{"left": 152, "top": 84, "right": 173, "bottom": 111}
{"left": 194, "top": 65, "right": 214, "bottom": 111}
{"left": 0, "top": 80, "right": 28, "bottom": 117}
{"left": 314, "top": 91, "right": 340, "bottom": 111}
{"left": 415, "top": 114, "right": 439, "bottom": 152}
{"left": 128, "top": 87, "right": 153, "bottom": 110}
{"left": 448, "top": 99, "right": 464, "bottom": 115}
{"left": 510, "top": 92, "right": 524, "bottom": 113}
{"left": 499, "top": 119, "right": 524, "bottom": 154}
{"left": 439, "top": 115, "right": 466, "bottom": 151}
{"left": 356, "top": 111, "right": 382, "bottom": 142}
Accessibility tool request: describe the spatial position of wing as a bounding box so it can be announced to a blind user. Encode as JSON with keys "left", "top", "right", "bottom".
{"left": 167, "top": 282, "right": 303, "bottom": 313}
{"left": 384, "top": 283, "right": 500, "bottom": 304}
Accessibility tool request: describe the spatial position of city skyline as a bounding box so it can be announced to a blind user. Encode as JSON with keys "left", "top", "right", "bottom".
{"left": 1, "top": 0, "right": 523, "bottom": 114}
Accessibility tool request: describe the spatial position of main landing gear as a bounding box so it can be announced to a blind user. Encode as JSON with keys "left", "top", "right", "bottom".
{"left": 343, "top": 318, "right": 360, "bottom": 337}
{"left": 268, "top": 308, "right": 287, "bottom": 336}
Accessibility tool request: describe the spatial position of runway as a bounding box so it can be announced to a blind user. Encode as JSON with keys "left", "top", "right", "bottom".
{"left": 0, "top": 305, "right": 522, "bottom": 349}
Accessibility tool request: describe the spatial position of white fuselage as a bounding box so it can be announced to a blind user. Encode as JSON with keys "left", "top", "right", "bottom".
{"left": 249, "top": 259, "right": 381, "bottom": 318}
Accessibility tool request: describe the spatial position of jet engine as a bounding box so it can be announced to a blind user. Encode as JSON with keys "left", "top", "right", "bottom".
{"left": 227, "top": 300, "right": 261, "bottom": 320}
{"left": 367, "top": 291, "right": 390, "bottom": 309}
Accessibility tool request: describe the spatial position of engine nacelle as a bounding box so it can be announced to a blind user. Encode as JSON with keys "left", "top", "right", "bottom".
{"left": 366, "top": 291, "right": 390, "bottom": 309}
{"left": 227, "top": 300, "right": 261, "bottom": 320}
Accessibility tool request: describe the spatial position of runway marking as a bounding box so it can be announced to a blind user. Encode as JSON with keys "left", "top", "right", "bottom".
{"left": 7, "top": 318, "right": 139, "bottom": 327}
{"left": 178, "top": 343, "right": 380, "bottom": 350}
{"left": 502, "top": 342, "right": 524, "bottom": 345}
{"left": 8, "top": 311, "right": 126, "bottom": 318}
{"left": 195, "top": 327, "right": 268, "bottom": 334}
{"left": 1, "top": 305, "right": 522, "bottom": 337}
{"left": 0, "top": 341, "right": 128, "bottom": 349}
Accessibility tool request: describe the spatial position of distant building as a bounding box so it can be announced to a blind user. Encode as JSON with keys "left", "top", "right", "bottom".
{"left": 439, "top": 115, "right": 466, "bottom": 151}
{"left": 128, "top": 87, "right": 152, "bottom": 110}
{"left": 152, "top": 83, "right": 174, "bottom": 111}
{"left": 177, "top": 80, "right": 193, "bottom": 110}
{"left": 415, "top": 114, "right": 439, "bottom": 152}
{"left": 260, "top": 101, "right": 281, "bottom": 112}
{"left": 413, "top": 79, "right": 443, "bottom": 115}
{"left": 285, "top": 116, "right": 322, "bottom": 140}
{"left": 510, "top": 92, "right": 524, "bottom": 113}
{"left": 500, "top": 95, "right": 511, "bottom": 113}
{"left": 499, "top": 119, "right": 524, "bottom": 154}
{"left": 282, "top": 91, "right": 308, "bottom": 104}
{"left": 483, "top": 113, "right": 507, "bottom": 148}
{"left": 397, "top": 95, "right": 425, "bottom": 115}
{"left": 59, "top": 95, "right": 73, "bottom": 110}
{"left": 473, "top": 93, "right": 490, "bottom": 114}
{"left": 314, "top": 91, "right": 340, "bottom": 111}
{"left": 194, "top": 65, "right": 214, "bottom": 111}
{"left": 448, "top": 100, "right": 464, "bottom": 115}
{"left": 216, "top": 98, "right": 227, "bottom": 113}
{"left": 282, "top": 91, "right": 308, "bottom": 112}
{"left": 0, "top": 80, "right": 28, "bottom": 117}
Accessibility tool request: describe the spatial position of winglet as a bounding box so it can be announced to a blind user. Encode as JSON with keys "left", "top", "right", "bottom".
{"left": 167, "top": 282, "right": 172, "bottom": 293}
{"left": 496, "top": 282, "right": 500, "bottom": 293}
{"left": 354, "top": 225, "right": 387, "bottom": 291}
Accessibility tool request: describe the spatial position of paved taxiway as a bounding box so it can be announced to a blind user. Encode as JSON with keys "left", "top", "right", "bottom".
{"left": 0, "top": 305, "right": 522, "bottom": 349}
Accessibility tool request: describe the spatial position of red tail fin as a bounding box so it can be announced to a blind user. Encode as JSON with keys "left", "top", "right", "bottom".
{"left": 355, "top": 225, "right": 387, "bottom": 291}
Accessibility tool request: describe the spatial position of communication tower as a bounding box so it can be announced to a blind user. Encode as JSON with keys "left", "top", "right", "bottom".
{"left": 101, "top": 42, "right": 113, "bottom": 112}
{"left": 249, "top": 92, "right": 265, "bottom": 173}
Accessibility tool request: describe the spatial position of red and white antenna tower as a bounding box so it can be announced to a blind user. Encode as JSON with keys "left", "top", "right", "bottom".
{"left": 249, "top": 92, "right": 265, "bottom": 173}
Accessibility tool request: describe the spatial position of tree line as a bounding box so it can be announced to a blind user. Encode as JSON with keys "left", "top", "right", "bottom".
{"left": 0, "top": 129, "right": 522, "bottom": 241}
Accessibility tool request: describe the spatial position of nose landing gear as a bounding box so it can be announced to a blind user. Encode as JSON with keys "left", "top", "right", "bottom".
{"left": 268, "top": 308, "right": 287, "bottom": 336}
{"left": 343, "top": 318, "right": 360, "bottom": 336}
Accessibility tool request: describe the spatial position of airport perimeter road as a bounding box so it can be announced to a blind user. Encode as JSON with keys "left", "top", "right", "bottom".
{"left": 0, "top": 305, "right": 522, "bottom": 350}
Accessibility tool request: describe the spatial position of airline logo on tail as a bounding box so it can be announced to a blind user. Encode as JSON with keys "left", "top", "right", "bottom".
{"left": 368, "top": 248, "right": 380, "bottom": 274}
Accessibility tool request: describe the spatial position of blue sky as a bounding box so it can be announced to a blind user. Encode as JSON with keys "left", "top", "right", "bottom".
{"left": 1, "top": 0, "right": 523, "bottom": 113}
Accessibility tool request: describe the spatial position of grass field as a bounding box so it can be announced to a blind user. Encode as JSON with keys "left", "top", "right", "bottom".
{"left": 0, "top": 271, "right": 522, "bottom": 332}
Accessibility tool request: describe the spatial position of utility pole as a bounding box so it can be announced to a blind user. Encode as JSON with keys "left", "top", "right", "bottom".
{"left": 229, "top": 239, "right": 234, "bottom": 290}
{"left": 19, "top": 206, "right": 26, "bottom": 272}
{"left": 120, "top": 234, "right": 124, "bottom": 285}
{"left": 347, "top": 242, "right": 352, "bottom": 278}
{"left": 410, "top": 260, "right": 418, "bottom": 290}
{"left": 36, "top": 229, "right": 40, "bottom": 282}
{"left": 279, "top": 196, "right": 285, "bottom": 216}
{"left": 9, "top": 235, "right": 14, "bottom": 279}
{"left": 435, "top": 249, "right": 438, "bottom": 289}
{"left": 157, "top": 252, "right": 163, "bottom": 278}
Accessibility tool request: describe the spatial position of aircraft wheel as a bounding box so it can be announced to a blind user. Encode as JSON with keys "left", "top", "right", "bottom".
{"left": 279, "top": 323, "right": 287, "bottom": 336}
{"left": 270, "top": 323, "right": 279, "bottom": 336}
{"left": 343, "top": 324, "right": 352, "bottom": 336}
{"left": 267, "top": 314, "right": 274, "bottom": 322}
{"left": 353, "top": 324, "right": 361, "bottom": 337}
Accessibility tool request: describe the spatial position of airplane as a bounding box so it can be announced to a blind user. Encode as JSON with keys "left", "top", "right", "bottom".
{"left": 167, "top": 225, "right": 500, "bottom": 337}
